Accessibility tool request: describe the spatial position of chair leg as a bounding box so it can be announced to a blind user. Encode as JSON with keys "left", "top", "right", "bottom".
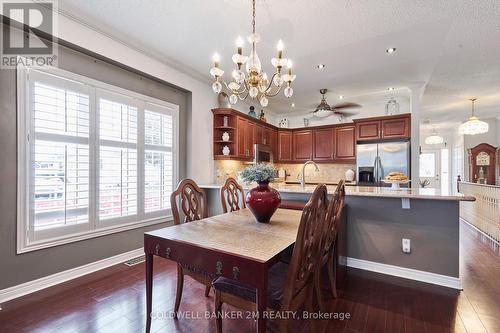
{"left": 214, "top": 290, "right": 223, "bottom": 333}
{"left": 205, "top": 285, "right": 211, "bottom": 297}
{"left": 327, "top": 252, "right": 338, "bottom": 299}
{"left": 174, "top": 264, "right": 184, "bottom": 319}
{"left": 314, "top": 268, "right": 325, "bottom": 311}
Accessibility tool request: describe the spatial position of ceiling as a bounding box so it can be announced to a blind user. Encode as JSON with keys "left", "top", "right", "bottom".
{"left": 58, "top": 0, "right": 500, "bottom": 128}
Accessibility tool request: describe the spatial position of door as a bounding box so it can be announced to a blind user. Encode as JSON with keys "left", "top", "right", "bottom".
{"left": 356, "top": 120, "right": 381, "bottom": 141}
{"left": 245, "top": 121, "right": 255, "bottom": 159}
{"left": 356, "top": 143, "right": 378, "bottom": 186}
{"left": 278, "top": 131, "right": 293, "bottom": 162}
{"left": 420, "top": 150, "right": 440, "bottom": 189}
{"left": 313, "top": 128, "right": 334, "bottom": 161}
{"left": 334, "top": 125, "right": 356, "bottom": 161}
{"left": 236, "top": 117, "right": 247, "bottom": 158}
{"left": 293, "top": 130, "right": 313, "bottom": 161}
{"left": 381, "top": 117, "right": 410, "bottom": 139}
{"left": 378, "top": 142, "right": 410, "bottom": 187}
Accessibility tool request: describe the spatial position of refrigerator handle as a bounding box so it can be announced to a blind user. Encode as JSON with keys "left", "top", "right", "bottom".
{"left": 373, "top": 156, "right": 378, "bottom": 183}
{"left": 378, "top": 156, "right": 385, "bottom": 184}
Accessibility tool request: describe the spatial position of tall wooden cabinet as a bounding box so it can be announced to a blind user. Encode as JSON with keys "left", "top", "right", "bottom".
{"left": 278, "top": 131, "right": 293, "bottom": 162}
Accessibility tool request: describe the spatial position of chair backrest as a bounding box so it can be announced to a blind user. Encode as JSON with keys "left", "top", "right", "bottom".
{"left": 220, "top": 177, "right": 246, "bottom": 213}
{"left": 170, "top": 178, "right": 208, "bottom": 225}
{"left": 321, "top": 180, "right": 346, "bottom": 260}
{"left": 281, "top": 183, "right": 329, "bottom": 309}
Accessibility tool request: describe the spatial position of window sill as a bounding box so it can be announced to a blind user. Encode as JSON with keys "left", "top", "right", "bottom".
{"left": 17, "top": 216, "right": 173, "bottom": 254}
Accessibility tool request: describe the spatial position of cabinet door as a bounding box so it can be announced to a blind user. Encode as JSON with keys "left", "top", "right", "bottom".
{"left": 245, "top": 121, "right": 255, "bottom": 159}
{"left": 356, "top": 120, "right": 381, "bottom": 141}
{"left": 255, "top": 125, "right": 263, "bottom": 144}
{"left": 293, "top": 130, "right": 313, "bottom": 161}
{"left": 270, "top": 129, "right": 278, "bottom": 160}
{"left": 335, "top": 125, "right": 356, "bottom": 161}
{"left": 313, "top": 128, "right": 334, "bottom": 161}
{"left": 381, "top": 116, "right": 410, "bottom": 139}
{"left": 262, "top": 127, "right": 272, "bottom": 145}
{"left": 236, "top": 117, "right": 247, "bottom": 158}
{"left": 278, "top": 131, "right": 293, "bottom": 162}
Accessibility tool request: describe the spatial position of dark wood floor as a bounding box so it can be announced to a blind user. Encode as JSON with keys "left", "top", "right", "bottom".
{"left": 0, "top": 221, "right": 499, "bottom": 333}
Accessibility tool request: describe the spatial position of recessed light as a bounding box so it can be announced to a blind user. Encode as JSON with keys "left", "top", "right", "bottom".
{"left": 338, "top": 95, "right": 344, "bottom": 100}
{"left": 387, "top": 87, "right": 394, "bottom": 91}
{"left": 386, "top": 47, "right": 397, "bottom": 54}
{"left": 291, "top": 103, "right": 295, "bottom": 107}
{"left": 316, "top": 64, "right": 326, "bottom": 69}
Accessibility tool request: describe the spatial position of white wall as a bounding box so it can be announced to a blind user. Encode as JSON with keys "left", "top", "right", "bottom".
{"left": 4, "top": 11, "right": 219, "bottom": 183}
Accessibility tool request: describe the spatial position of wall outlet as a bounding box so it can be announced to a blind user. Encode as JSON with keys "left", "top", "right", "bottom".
{"left": 402, "top": 238, "right": 411, "bottom": 254}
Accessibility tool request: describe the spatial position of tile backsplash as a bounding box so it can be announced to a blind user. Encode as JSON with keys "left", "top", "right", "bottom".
{"left": 214, "top": 160, "right": 355, "bottom": 184}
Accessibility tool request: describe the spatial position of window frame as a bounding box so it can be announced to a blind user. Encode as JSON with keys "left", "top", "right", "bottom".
{"left": 17, "top": 63, "right": 179, "bottom": 253}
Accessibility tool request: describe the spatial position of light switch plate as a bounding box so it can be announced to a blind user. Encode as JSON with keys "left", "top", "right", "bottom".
{"left": 401, "top": 198, "right": 410, "bottom": 209}
{"left": 402, "top": 238, "right": 411, "bottom": 254}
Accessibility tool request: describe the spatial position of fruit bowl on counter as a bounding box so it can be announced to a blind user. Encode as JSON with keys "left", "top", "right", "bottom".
{"left": 383, "top": 172, "right": 410, "bottom": 190}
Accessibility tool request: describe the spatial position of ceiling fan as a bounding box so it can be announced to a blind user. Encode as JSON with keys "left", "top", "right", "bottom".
{"left": 312, "top": 89, "right": 361, "bottom": 119}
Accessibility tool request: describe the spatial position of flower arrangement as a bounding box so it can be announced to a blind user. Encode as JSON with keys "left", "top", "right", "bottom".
{"left": 240, "top": 163, "right": 277, "bottom": 184}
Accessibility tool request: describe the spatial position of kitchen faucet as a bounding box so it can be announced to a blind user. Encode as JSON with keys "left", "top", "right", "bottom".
{"left": 300, "top": 160, "right": 320, "bottom": 188}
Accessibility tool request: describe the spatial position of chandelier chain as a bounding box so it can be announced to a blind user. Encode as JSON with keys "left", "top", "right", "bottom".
{"left": 252, "top": 0, "right": 256, "bottom": 34}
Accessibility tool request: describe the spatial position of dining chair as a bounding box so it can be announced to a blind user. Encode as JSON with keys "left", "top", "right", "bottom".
{"left": 212, "top": 184, "right": 329, "bottom": 333}
{"left": 170, "top": 178, "right": 212, "bottom": 318}
{"left": 315, "top": 180, "right": 346, "bottom": 308}
{"left": 220, "top": 177, "right": 246, "bottom": 213}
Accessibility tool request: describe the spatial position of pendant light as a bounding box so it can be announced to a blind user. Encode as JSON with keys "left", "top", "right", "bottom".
{"left": 459, "top": 98, "right": 489, "bottom": 135}
{"left": 425, "top": 126, "right": 444, "bottom": 145}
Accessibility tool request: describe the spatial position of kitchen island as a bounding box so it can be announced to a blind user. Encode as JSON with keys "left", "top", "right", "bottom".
{"left": 200, "top": 183, "right": 475, "bottom": 289}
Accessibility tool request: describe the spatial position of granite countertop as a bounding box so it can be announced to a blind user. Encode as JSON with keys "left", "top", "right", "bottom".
{"left": 199, "top": 183, "right": 476, "bottom": 201}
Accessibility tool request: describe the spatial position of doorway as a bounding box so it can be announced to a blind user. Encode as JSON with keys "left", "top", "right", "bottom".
{"left": 420, "top": 148, "right": 450, "bottom": 192}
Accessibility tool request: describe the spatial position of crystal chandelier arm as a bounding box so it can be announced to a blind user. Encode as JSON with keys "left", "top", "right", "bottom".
{"left": 238, "top": 91, "right": 249, "bottom": 100}
{"left": 222, "top": 81, "right": 247, "bottom": 95}
{"left": 264, "top": 84, "right": 283, "bottom": 97}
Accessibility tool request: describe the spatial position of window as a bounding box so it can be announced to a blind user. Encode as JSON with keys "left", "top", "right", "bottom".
{"left": 17, "top": 65, "right": 179, "bottom": 252}
{"left": 419, "top": 153, "right": 436, "bottom": 178}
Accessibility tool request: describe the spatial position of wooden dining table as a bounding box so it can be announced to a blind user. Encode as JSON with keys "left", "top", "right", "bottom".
{"left": 144, "top": 208, "right": 303, "bottom": 333}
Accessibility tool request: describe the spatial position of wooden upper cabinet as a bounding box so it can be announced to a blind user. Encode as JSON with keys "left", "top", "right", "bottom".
{"left": 245, "top": 121, "right": 255, "bottom": 159}
{"left": 278, "top": 131, "right": 293, "bottom": 162}
{"left": 334, "top": 125, "right": 356, "bottom": 161}
{"left": 313, "top": 128, "right": 334, "bottom": 162}
{"left": 293, "top": 130, "right": 313, "bottom": 161}
{"left": 236, "top": 116, "right": 247, "bottom": 158}
{"left": 270, "top": 129, "right": 278, "bottom": 159}
{"left": 356, "top": 120, "right": 381, "bottom": 141}
{"left": 355, "top": 114, "right": 411, "bottom": 141}
{"left": 381, "top": 116, "right": 410, "bottom": 139}
{"left": 262, "top": 127, "right": 272, "bottom": 145}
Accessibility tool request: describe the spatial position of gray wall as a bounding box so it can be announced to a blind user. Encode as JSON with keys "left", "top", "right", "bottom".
{"left": 203, "top": 187, "right": 460, "bottom": 278}
{"left": 0, "top": 43, "right": 188, "bottom": 289}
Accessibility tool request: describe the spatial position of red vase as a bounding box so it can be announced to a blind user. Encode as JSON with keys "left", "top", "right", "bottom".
{"left": 245, "top": 181, "right": 281, "bottom": 223}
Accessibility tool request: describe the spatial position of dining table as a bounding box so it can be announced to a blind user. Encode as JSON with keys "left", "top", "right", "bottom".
{"left": 144, "top": 207, "right": 304, "bottom": 333}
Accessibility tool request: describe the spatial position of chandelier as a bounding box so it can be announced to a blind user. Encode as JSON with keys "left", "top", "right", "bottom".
{"left": 425, "top": 126, "right": 444, "bottom": 145}
{"left": 209, "top": 0, "right": 296, "bottom": 107}
{"left": 458, "top": 98, "right": 489, "bottom": 135}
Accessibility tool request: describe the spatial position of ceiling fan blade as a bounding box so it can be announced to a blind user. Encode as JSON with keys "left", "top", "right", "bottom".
{"left": 332, "top": 102, "right": 362, "bottom": 110}
{"left": 333, "top": 110, "right": 359, "bottom": 117}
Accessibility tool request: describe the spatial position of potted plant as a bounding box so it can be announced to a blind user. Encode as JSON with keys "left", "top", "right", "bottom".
{"left": 240, "top": 163, "right": 281, "bottom": 223}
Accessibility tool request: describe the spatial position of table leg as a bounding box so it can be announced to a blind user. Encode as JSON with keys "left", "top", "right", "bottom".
{"left": 256, "top": 273, "right": 268, "bottom": 333}
{"left": 145, "top": 253, "right": 153, "bottom": 333}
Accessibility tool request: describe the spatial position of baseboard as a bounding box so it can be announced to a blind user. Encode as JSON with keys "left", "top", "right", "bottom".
{"left": 0, "top": 248, "right": 143, "bottom": 304}
{"left": 460, "top": 218, "right": 500, "bottom": 246}
{"left": 346, "top": 257, "right": 462, "bottom": 290}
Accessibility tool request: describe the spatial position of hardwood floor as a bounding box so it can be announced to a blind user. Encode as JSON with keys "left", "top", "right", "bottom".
{"left": 0, "top": 221, "right": 498, "bottom": 333}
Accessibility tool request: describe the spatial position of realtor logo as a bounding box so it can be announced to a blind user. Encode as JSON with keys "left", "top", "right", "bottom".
{"left": 1, "top": 0, "right": 58, "bottom": 68}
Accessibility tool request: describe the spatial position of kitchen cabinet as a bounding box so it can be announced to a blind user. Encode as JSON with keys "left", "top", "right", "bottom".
{"left": 381, "top": 116, "right": 410, "bottom": 139}
{"left": 262, "top": 127, "right": 272, "bottom": 145}
{"left": 245, "top": 120, "right": 255, "bottom": 159}
{"left": 354, "top": 114, "right": 411, "bottom": 141}
{"left": 334, "top": 125, "right": 356, "bottom": 161}
{"left": 278, "top": 131, "right": 293, "bottom": 162}
{"left": 356, "top": 120, "right": 381, "bottom": 141}
{"left": 293, "top": 130, "right": 313, "bottom": 161}
{"left": 313, "top": 128, "right": 334, "bottom": 161}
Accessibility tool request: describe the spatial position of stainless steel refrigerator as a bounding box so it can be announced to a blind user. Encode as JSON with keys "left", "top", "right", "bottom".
{"left": 356, "top": 141, "right": 411, "bottom": 187}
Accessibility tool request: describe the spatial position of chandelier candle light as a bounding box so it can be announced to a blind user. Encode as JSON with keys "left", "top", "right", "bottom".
{"left": 210, "top": 0, "right": 296, "bottom": 107}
